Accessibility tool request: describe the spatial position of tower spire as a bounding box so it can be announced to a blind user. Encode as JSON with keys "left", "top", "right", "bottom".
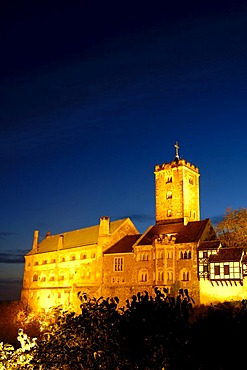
{"left": 174, "top": 141, "right": 179, "bottom": 160}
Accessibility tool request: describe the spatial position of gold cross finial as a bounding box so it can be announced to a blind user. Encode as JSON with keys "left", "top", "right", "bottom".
{"left": 174, "top": 141, "right": 179, "bottom": 159}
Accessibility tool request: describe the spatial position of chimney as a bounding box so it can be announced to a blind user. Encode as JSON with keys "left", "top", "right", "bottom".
{"left": 58, "top": 234, "right": 64, "bottom": 249}
{"left": 32, "top": 230, "right": 39, "bottom": 252}
{"left": 99, "top": 216, "right": 110, "bottom": 237}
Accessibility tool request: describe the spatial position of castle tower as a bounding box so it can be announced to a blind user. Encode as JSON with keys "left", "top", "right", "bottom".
{"left": 154, "top": 142, "right": 200, "bottom": 225}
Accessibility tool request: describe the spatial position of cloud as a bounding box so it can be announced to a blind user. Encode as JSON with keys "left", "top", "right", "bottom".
{"left": 0, "top": 249, "right": 27, "bottom": 264}
{"left": 0, "top": 277, "right": 22, "bottom": 286}
{"left": 0, "top": 232, "right": 15, "bottom": 239}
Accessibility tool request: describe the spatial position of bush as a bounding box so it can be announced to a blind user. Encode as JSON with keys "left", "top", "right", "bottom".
{"left": 2, "top": 291, "right": 247, "bottom": 369}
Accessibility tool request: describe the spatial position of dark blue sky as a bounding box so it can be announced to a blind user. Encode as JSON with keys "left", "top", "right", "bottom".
{"left": 1, "top": 1, "right": 247, "bottom": 300}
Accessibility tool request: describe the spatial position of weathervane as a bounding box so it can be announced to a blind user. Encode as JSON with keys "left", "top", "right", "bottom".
{"left": 174, "top": 141, "right": 180, "bottom": 160}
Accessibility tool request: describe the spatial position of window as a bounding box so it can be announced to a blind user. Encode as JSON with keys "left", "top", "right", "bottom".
{"left": 167, "top": 209, "right": 172, "bottom": 217}
{"left": 157, "top": 270, "right": 164, "bottom": 281}
{"left": 224, "top": 265, "right": 230, "bottom": 275}
{"left": 42, "top": 260, "right": 47, "bottom": 265}
{"left": 180, "top": 251, "right": 183, "bottom": 259}
{"left": 182, "top": 272, "right": 190, "bottom": 281}
{"left": 51, "top": 258, "right": 56, "bottom": 263}
{"left": 33, "top": 274, "right": 38, "bottom": 282}
{"left": 188, "top": 251, "right": 191, "bottom": 259}
{"left": 189, "top": 177, "right": 194, "bottom": 185}
{"left": 140, "top": 252, "right": 149, "bottom": 261}
{"left": 166, "top": 176, "right": 172, "bottom": 183}
{"left": 203, "top": 251, "right": 208, "bottom": 258}
{"left": 80, "top": 254, "right": 87, "bottom": 260}
{"left": 70, "top": 255, "right": 76, "bottom": 261}
{"left": 167, "top": 271, "right": 173, "bottom": 281}
{"left": 214, "top": 265, "right": 220, "bottom": 275}
{"left": 91, "top": 253, "right": 96, "bottom": 258}
{"left": 157, "top": 250, "right": 164, "bottom": 259}
{"left": 167, "top": 251, "right": 173, "bottom": 259}
{"left": 58, "top": 275, "right": 64, "bottom": 281}
{"left": 61, "top": 257, "right": 65, "bottom": 262}
{"left": 203, "top": 265, "right": 209, "bottom": 273}
{"left": 49, "top": 276, "right": 55, "bottom": 281}
{"left": 114, "top": 257, "right": 123, "bottom": 272}
{"left": 34, "top": 261, "right": 38, "bottom": 266}
{"left": 41, "top": 276, "right": 46, "bottom": 282}
{"left": 166, "top": 191, "right": 172, "bottom": 199}
{"left": 184, "top": 251, "right": 188, "bottom": 259}
{"left": 139, "top": 271, "right": 148, "bottom": 282}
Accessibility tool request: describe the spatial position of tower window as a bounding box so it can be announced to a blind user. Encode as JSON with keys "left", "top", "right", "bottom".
{"left": 189, "top": 177, "right": 194, "bottom": 185}
{"left": 166, "top": 176, "right": 172, "bottom": 183}
{"left": 167, "top": 209, "right": 172, "bottom": 217}
{"left": 33, "top": 274, "right": 38, "bottom": 282}
{"left": 166, "top": 191, "right": 172, "bottom": 199}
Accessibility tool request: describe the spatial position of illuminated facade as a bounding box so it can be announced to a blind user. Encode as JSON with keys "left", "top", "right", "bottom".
{"left": 21, "top": 143, "right": 247, "bottom": 311}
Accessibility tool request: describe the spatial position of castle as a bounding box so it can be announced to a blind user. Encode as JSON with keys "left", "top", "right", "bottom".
{"left": 21, "top": 143, "right": 247, "bottom": 311}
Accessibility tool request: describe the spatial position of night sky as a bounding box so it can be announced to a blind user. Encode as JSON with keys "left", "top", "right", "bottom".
{"left": 1, "top": 1, "right": 247, "bottom": 300}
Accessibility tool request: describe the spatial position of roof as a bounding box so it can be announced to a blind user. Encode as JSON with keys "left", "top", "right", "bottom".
{"left": 104, "top": 234, "right": 141, "bottom": 254}
{"left": 197, "top": 240, "right": 221, "bottom": 251}
{"left": 27, "top": 218, "right": 128, "bottom": 254}
{"left": 209, "top": 247, "right": 244, "bottom": 263}
{"left": 137, "top": 219, "right": 210, "bottom": 245}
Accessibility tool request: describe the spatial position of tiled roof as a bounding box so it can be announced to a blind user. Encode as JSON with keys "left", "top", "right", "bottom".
{"left": 137, "top": 219, "right": 210, "bottom": 245}
{"left": 27, "top": 219, "right": 128, "bottom": 254}
{"left": 197, "top": 240, "right": 221, "bottom": 251}
{"left": 209, "top": 247, "right": 244, "bottom": 262}
{"left": 104, "top": 234, "right": 142, "bottom": 254}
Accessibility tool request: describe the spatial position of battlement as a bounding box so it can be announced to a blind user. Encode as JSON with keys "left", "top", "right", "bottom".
{"left": 154, "top": 159, "right": 199, "bottom": 173}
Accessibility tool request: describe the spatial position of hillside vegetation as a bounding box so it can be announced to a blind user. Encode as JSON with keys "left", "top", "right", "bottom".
{"left": 1, "top": 289, "right": 247, "bottom": 369}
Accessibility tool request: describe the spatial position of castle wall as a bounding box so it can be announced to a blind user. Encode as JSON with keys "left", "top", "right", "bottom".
{"left": 200, "top": 279, "right": 247, "bottom": 305}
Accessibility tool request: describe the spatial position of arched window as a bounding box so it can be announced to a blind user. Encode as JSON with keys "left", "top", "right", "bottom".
{"left": 182, "top": 271, "right": 190, "bottom": 281}
{"left": 167, "top": 271, "right": 173, "bottom": 281}
{"left": 184, "top": 251, "right": 187, "bottom": 259}
{"left": 157, "top": 270, "right": 164, "bottom": 281}
{"left": 139, "top": 269, "right": 148, "bottom": 282}
{"left": 180, "top": 251, "right": 183, "bottom": 259}
{"left": 188, "top": 251, "right": 191, "bottom": 259}
{"left": 33, "top": 274, "right": 38, "bottom": 282}
{"left": 167, "top": 176, "right": 172, "bottom": 183}
{"left": 167, "top": 209, "right": 172, "bottom": 217}
{"left": 167, "top": 250, "right": 173, "bottom": 259}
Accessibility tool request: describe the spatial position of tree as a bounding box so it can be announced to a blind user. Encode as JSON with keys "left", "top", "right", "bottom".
{"left": 216, "top": 208, "right": 247, "bottom": 247}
